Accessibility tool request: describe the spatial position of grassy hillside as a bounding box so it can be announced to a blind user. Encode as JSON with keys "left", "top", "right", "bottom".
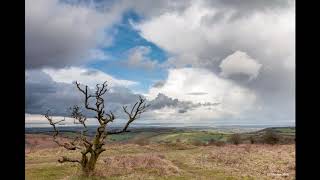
{"left": 25, "top": 127, "right": 295, "bottom": 179}
{"left": 26, "top": 143, "right": 295, "bottom": 180}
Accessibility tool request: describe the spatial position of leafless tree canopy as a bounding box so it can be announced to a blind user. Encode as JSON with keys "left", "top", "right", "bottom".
{"left": 45, "top": 81, "right": 149, "bottom": 175}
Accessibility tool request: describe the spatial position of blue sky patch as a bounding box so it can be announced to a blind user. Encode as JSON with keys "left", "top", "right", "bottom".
{"left": 87, "top": 10, "right": 169, "bottom": 93}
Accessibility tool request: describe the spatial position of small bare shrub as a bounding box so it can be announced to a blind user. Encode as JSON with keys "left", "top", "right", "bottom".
{"left": 207, "top": 139, "right": 216, "bottom": 145}
{"left": 263, "top": 130, "right": 279, "bottom": 145}
{"left": 228, "top": 134, "right": 242, "bottom": 145}
{"left": 249, "top": 136, "right": 255, "bottom": 144}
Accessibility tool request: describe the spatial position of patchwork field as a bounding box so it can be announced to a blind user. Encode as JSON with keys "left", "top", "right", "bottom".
{"left": 25, "top": 127, "right": 295, "bottom": 180}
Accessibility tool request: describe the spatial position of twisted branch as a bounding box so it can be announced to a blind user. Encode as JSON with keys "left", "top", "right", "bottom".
{"left": 107, "top": 96, "right": 149, "bottom": 135}
{"left": 58, "top": 156, "right": 81, "bottom": 164}
{"left": 45, "top": 111, "right": 78, "bottom": 150}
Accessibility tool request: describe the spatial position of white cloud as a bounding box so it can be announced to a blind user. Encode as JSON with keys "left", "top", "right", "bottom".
{"left": 134, "top": 0, "right": 294, "bottom": 67}
{"left": 132, "top": 1, "right": 211, "bottom": 56}
{"left": 134, "top": 0, "right": 295, "bottom": 124}
{"left": 146, "top": 68, "right": 257, "bottom": 117}
{"left": 219, "top": 51, "right": 262, "bottom": 80}
{"left": 43, "top": 67, "right": 138, "bottom": 88}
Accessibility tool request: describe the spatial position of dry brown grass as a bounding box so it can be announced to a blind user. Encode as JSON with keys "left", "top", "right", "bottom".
{"left": 26, "top": 134, "right": 295, "bottom": 179}
{"left": 192, "top": 144, "right": 295, "bottom": 179}
{"left": 25, "top": 134, "right": 71, "bottom": 151}
{"left": 98, "top": 153, "right": 180, "bottom": 176}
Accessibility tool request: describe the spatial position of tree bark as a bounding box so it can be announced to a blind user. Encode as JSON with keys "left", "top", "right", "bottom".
{"left": 82, "top": 152, "right": 100, "bottom": 176}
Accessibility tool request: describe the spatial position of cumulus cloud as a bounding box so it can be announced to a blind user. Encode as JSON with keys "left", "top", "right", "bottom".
{"left": 133, "top": 0, "right": 294, "bottom": 75}
{"left": 140, "top": 67, "right": 292, "bottom": 125}
{"left": 147, "top": 68, "right": 257, "bottom": 117}
{"left": 25, "top": 0, "right": 124, "bottom": 69}
{"left": 134, "top": 0, "right": 294, "bottom": 69}
{"left": 42, "top": 67, "right": 138, "bottom": 88}
{"left": 219, "top": 51, "right": 262, "bottom": 81}
{"left": 132, "top": 5, "right": 209, "bottom": 56}
{"left": 133, "top": 0, "right": 295, "bottom": 124}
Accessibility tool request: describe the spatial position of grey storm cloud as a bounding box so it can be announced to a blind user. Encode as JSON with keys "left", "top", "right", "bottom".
{"left": 26, "top": 70, "right": 82, "bottom": 115}
{"left": 80, "top": 69, "right": 100, "bottom": 76}
{"left": 203, "top": 0, "right": 291, "bottom": 22}
{"left": 148, "top": 93, "right": 179, "bottom": 109}
{"left": 148, "top": 93, "right": 219, "bottom": 113}
{"left": 25, "top": 0, "right": 124, "bottom": 69}
{"left": 124, "top": 0, "right": 291, "bottom": 18}
{"left": 26, "top": 70, "right": 142, "bottom": 117}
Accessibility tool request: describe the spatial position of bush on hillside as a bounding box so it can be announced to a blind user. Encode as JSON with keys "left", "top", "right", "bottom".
{"left": 263, "top": 130, "right": 280, "bottom": 145}
{"left": 249, "top": 136, "right": 255, "bottom": 144}
{"left": 228, "top": 134, "right": 242, "bottom": 145}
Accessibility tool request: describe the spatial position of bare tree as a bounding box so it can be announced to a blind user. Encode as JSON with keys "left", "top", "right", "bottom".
{"left": 45, "top": 81, "right": 149, "bottom": 176}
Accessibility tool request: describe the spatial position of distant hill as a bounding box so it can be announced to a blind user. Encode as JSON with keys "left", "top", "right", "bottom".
{"left": 25, "top": 126, "right": 295, "bottom": 145}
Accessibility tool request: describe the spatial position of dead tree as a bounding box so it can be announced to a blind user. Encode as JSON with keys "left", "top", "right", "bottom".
{"left": 45, "top": 81, "right": 149, "bottom": 176}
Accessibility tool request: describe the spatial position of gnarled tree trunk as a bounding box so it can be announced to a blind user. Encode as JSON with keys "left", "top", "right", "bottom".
{"left": 81, "top": 152, "right": 100, "bottom": 176}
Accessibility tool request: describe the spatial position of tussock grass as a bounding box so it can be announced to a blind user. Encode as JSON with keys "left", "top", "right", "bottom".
{"left": 99, "top": 153, "right": 180, "bottom": 176}
{"left": 26, "top": 133, "right": 295, "bottom": 180}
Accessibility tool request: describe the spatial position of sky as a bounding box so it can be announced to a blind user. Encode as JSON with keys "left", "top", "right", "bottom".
{"left": 25, "top": 0, "right": 295, "bottom": 126}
